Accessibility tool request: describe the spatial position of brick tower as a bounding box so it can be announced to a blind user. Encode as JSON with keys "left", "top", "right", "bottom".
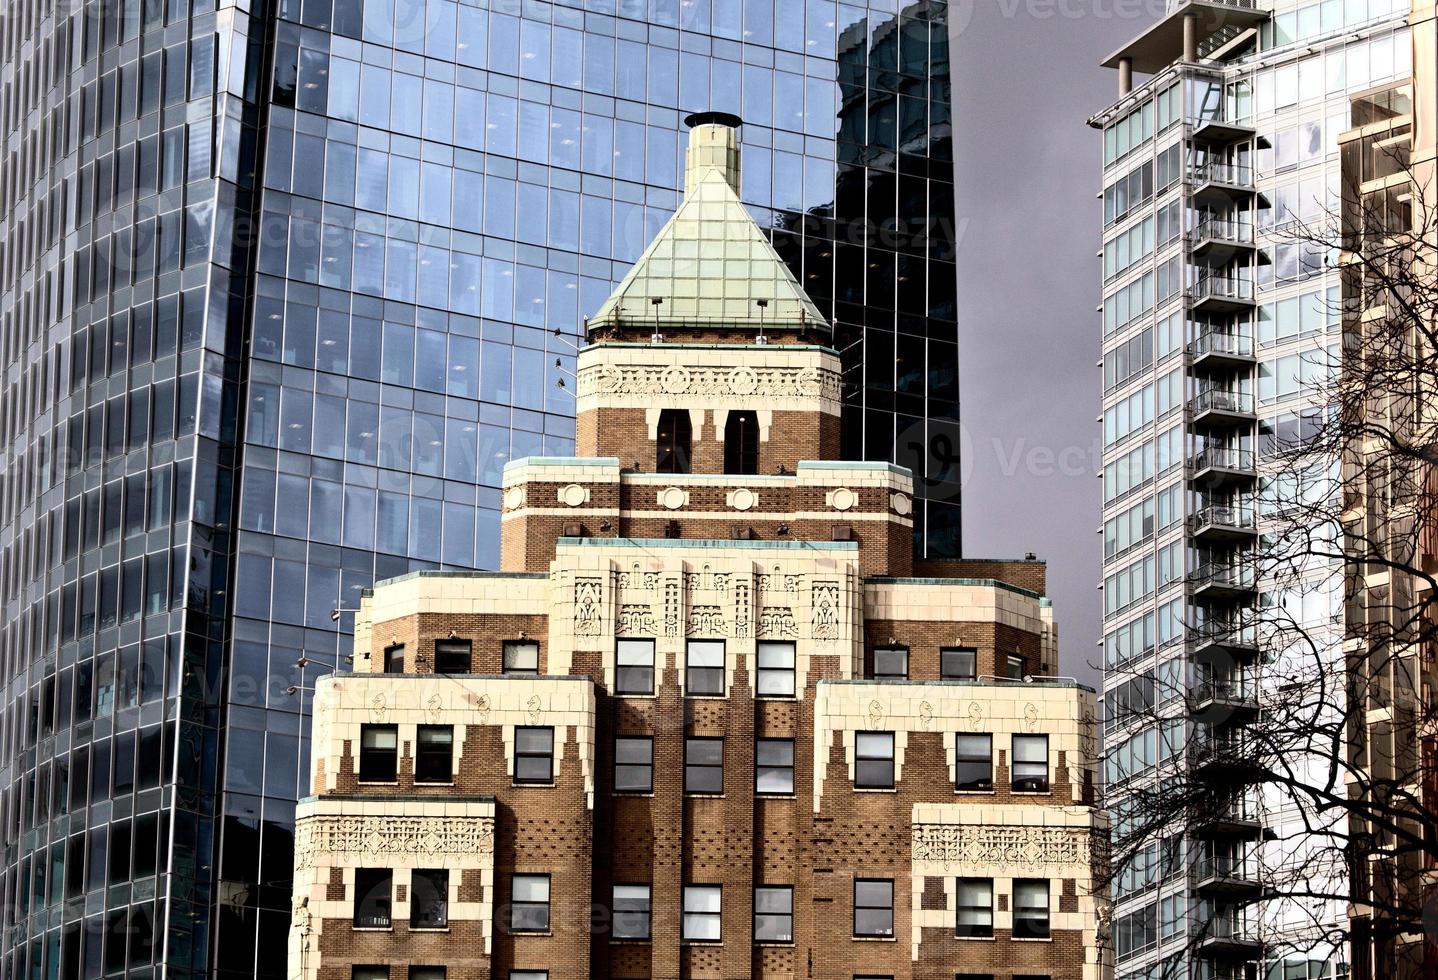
{"left": 288, "top": 115, "right": 1111, "bottom": 980}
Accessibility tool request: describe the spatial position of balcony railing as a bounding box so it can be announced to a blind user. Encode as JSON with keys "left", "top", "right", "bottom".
{"left": 1192, "top": 217, "right": 1256, "bottom": 246}
{"left": 1189, "top": 389, "right": 1256, "bottom": 416}
{"left": 1189, "top": 559, "right": 1256, "bottom": 594}
{"left": 1191, "top": 620, "right": 1259, "bottom": 654}
{"left": 1189, "top": 162, "right": 1255, "bottom": 188}
{"left": 1189, "top": 503, "right": 1256, "bottom": 533}
{"left": 1189, "top": 330, "right": 1255, "bottom": 359}
{"left": 1189, "top": 447, "right": 1256, "bottom": 474}
{"left": 1190, "top": 276, "right": 1256, "bottom": 305}
{"left": 1193, "top": 852, "right": 1257, "bottom": 882}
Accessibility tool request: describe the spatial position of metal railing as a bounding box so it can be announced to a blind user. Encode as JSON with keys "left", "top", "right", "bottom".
{"left": 1189, "top": 503, "right": 1257, "bottom": 532}
{"left": 1189, "top": 162, "right": 1255, "bottom": 187}
{"left": 1192, "top": 216, "right": 1256, "bottom": 246}
{"left": 1193, "top": 670, "right": 1257, "bottom": 706}
{"left": 1192, "top": 620, "right": 1258, "bottom": 651}
{"left": 1189, "top": 559, "right": 1256, "bottom": 592}
{"left": 1189, "top": 389, "right": 1256, "bottom": 416}
{"left": 1190, "top": 275, "right": 1256, "bottom": 305}
{"left": 1188, "top": 447, "right": 1256, "bottom": 473}
{"left": 1188, "top": 330, "right": 1255, "bottom": 360}
{"left": 1193, "top": 851, "right": 1257, "bottom": 882}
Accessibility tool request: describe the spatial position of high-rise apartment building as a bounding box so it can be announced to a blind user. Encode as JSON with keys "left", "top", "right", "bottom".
{"left": 288, "top": 117, "right": 1107, "bottom": 980}
{"left": 1089, "top": 2, "right": 1415, "bottom": 980}
{"left": 0, "top": 0, "right": 960, "bottom": 977}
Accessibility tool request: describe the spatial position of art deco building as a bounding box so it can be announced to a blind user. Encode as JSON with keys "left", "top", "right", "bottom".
{"left": 1088, "top": 3, "right": 1417, "bottom": 980}
{"left": 287, "top": 117, "right": 1108, "bottom": 980}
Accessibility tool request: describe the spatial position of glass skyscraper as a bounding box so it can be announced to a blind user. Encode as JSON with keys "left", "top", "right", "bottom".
{"left": 0, "top": 0, "right": 958, "bottom": 976}
{"left": 1090, "top": 3, "right": 1413, "bottom": 980}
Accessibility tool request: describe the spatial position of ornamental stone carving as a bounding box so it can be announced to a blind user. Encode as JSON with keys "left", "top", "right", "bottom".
{"left": 827, "top": 487, "right": 857, "bottom": 511}
{"left": 911, "top": 825, "right": 1088, "bottom": 869}
{"left": 687, "top": 606, "right": 726, "bottom": 636}
{"left": 661, "top": 366, "right": 691, "bottom": 393}
{"left": 757, "top": 607, "right": 798, "bottom": 638}
{"left": 727, "top": 488, "right": 758, "bottom": 511}
{"left": 890, "top": 492, "right": 912, "bottom": 516}
{"left": 617, "top": 567, "right": 659, "bottom": 591}
{"left": 729, "top": 366, "right": 758, "bottom": 395}
{"left": 663, "top": 579, "right": 681, "bottom": 638}
{"left": 294, "top": 814, "right": 495, "bottom": 870}
{"left": 577, "top": 362, "right": 841, "bottom": 404}
{"left": 812, "top": 581, "right": 840, "bottom": 641}
{"left": 574, "top": 578, "right": 602, "bottom": 635}
{"left": 558, "top": 484, "right": 589, "bottom": 507}
{"left": 503, "top": 486, "right": 526, "bottom": 510}
{"left": 658, "top": 487, "right": 688, "bottom": 510}
{"left": 685, "top": 567, "right": 730, "bottom": 592}
{"left": 617, "top": 604, "right": 658, "bottom": 636}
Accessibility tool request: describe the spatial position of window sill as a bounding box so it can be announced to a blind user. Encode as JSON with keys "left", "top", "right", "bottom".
{"left": 513, "top": 782, "right": 557, "bottom": 789}
{"left": 685, "top": 692, "right": 728, "bottom": 699}
{"left": 414, "top": 781, "right": 455, "bottom": 788}
{"left": 609, "top": 938, "right": 652, "bottom": 945}
{"left": 954, "top": 934, "right": 996, "bottom": 942}
{"left": 1011, "top": 789, "right": 1051, "bottom": 796}
{"left": 351, "top": 926, "right": 393, "bottom": 932}
{"left": 681, "top": 941, "right": 723, "bottom": 947}
{"left": 409, "top": 926, "right": 451, "bottom": 933}
{"left": 1013, "top": 936, "right": 1053, "bottom": 942}
{"left": 853, "top": 787, "right": 897, "bottom": 793}
{"left": 510, "top": 930, "right": 552, "bottom": 938}
{"left": 613, "top": 791, "right": 655, "bottom": 798}
{"left": 614, "top": 691, "right": 656, "bottom": 699}
{"left": 685, "top": 793, "right": 725, "bottom": 799}
{"left": 356, "top": 780, "right": 400, "bottom": 786}
{"left": 954, "top": 788, "right": 996, "bottom": 795}
{"left": 852, "top": 935, "right": 897, "bottom": 942}
{"left": 756, "top": 793, "right": 797, "bottom": 800}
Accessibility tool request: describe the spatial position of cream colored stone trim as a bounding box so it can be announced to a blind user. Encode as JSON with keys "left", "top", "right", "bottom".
{"left": 500, "top": 506, "right": 912, "bottom": 528}
{"left": 576, "top": 344, "right": 843, "bottom": 418}
{"left": 863, "top": 583, "right": 1048, "bottom": 635}
{"left": 353, "top": 575, "right": 550, "bottom": 664}
{"left": 908, "top": 803, "right": 1110, "bottom": 978}
{"left": 812, "top": 682, "right": 1099, "bottom": 812}
{"left": 546, "top": 546, "right": 864, "bottom": 692}
{"left": 309, "top": 674, "right": 597, "bottom": 807}
{"left": 289, "top": 797, "right": 497, "bottom": 980}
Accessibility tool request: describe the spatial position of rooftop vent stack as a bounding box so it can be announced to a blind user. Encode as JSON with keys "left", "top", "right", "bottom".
{"left": 683, "top": 111, "right": 743, "bottom": 196}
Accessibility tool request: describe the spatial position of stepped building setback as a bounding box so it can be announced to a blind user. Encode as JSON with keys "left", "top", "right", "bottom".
{"left": 287, "top": 117, "right": 1110, "bottom": 980}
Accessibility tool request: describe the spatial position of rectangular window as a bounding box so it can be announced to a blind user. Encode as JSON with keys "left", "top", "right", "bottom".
{"left": 756, "top": 640, "right": 796, "bottom": 697}
{"left": 409, "top": 869, "right": 449, "bottom": 929}
{"left": 614, "top": 736, "right": 653, "bottom": 793}
{"left": 686, "top": 639, "right": 725, "bottom": 695}
{"left": 755, "top": 738, "right": 795, "bottom": 795}
{"left": 1012, "top": 880, "right": 1050, "bottom": 939}
{"left": 853, "top": 878, "right": 894, "bottom": 937}
{"left": 1006, "top": 654, "right": 1026, "bottom": 679}
{"left": 409, "top": 970, "right": 445, "bottom": 980}
{"left": 616, "top": 638, "right": 655, "bottom": 694}
{"left": 684, "top": 737, "right": 724, "bottom": 794}
{"left": 503, "top": 640, "right": 539, "bottom": 674}
{"left": 510, "top": 974, "right": 548, "bottom": 980}
{"left": 854, "top": 732, "right": 895, "bottom": 789}
{"left": 612, "top": 884, "right": 651, "bottom": 940}
{"left": 382, "top": 644, "right": 404, "bottom": 673}
{"left": 353, "top": 868, "right": 392, "bottom": 928}
{"left": 514, "top": 727, "right": 554, "bottom": 784}
{"left": 955, "top": 878, "right": 993, "bottom": 938}
{"left": 940, "top": 647, "right": 976, "bottom": 681}
{"left": 354, "top": 970, "right": 388, "bottom": 980}
{"left": 433, "top": 639, "right": 471, "bottom": 674}
{"left": 954, "top": 734, "right": 993, "bottom": 791}
{"left": 510, "top": 874, "right": 550, "bottom": 933}
{"left": 871, "top": 646, "right": 908, "bottom": 679}
{"left": 358, "top": 725, "right": 398, "bottom": 782}
{"left": 753, "top": 885, "right": 793, "bottom": 943}
{"left": 414, "top": 726, "right": 453, "bottom": 784}
{"left": 1011, "top": 735, "right": 1050, "bottom": 792}
{"left": 682, "top": 885, "right": 721, "bottom": 941}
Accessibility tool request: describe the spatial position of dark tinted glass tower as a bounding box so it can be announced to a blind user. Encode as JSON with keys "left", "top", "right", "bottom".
{"left": 0, "top": 0, "right": 957, "bottom": 976}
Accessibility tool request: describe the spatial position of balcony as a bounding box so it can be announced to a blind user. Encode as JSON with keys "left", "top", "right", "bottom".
{"left": 1189, "top": 390, "right": 1256, "bottom": 428}
{"left": 1191, "top": 731, "right": 1263, "bottom": 785}
{"left": 1188, "top": 329, "right": 1256, "bottom": 370}
{"left": 1189, "top": 560, "right": 1256, "bottom": 600}
{"left": 1188, "top": 448, "right": 1257, "bottom": 489}
{"left": 1195, "top": 916, "right": 1263, "bottom": 958}
{"left": 1190, "top": 217, "right": 1261, "bottom": 267}
{"left": 1191, "top": 673, "right": 1260, "bottom": 724}
{"left": 1193, "top": 854, "right": 1264, "bottom": 900}
{"left": 1188, "top": 503, "right": 1258, "bottom": 544}
{"left": 1190, "top": 163, "right": 1259, "bottom": 208}
{"left": 1188, "top": 274, "right": 1257, "bottom": 315}
{"left": 1190, "top": 622, "right": 1259, "bottom": 666}
{"left": 1191, "top": 116, "right": 1262, "bottom": 146}
{"left": 1193, "top": 796, "right": 1265, "bottom": 840}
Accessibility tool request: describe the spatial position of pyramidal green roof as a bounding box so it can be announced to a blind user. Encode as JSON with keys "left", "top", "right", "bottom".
{"left": 589, "top": 138, "right": 828, "bottom": 331}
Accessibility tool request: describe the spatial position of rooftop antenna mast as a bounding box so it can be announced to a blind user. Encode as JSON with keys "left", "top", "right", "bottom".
{"left": 755, "top": 298, "right": 769, "bottom": 344}
{"left": 649, "top": 296, "right": 664, "bottom": 343}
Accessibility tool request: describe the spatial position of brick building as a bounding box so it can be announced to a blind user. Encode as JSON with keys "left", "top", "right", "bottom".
{"left": 287, "top": 116, "right": 1111, "bottom": 980}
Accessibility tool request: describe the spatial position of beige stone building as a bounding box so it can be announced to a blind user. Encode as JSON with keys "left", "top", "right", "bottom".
{"left": 289, "top": 115, "right": 1110, "bottom": 980}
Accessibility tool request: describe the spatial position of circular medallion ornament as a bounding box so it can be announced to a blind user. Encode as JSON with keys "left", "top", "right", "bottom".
{"left": 558, "top": 484, "right": 588, "bottom": 507}
{"left": 890, "top": 493, "right": 912, "bottom": 516}
{"left": 728, "top": 366, "right": 759, "bottom": 395}
{"left": 730, "top": 488, "right": 758, "bottom": 511}
{"left": 503, "top": 486, "right": 526, "bottom": 510}
{"left": 830, "top": 487, "right": 857, "bottom": 511}
{"left": 661, "top": 366, "right": 691, "bottom": 394}
{"left": 659, "top": 487, "right": 687, "bottom": 510}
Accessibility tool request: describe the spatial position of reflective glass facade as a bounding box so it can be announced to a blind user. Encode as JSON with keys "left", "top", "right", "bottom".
{"left": 0, "top": 0, "right": 957, "bottom": 976}
{"left": 1093, "top": 3, "right": 1411, "bottom": 980}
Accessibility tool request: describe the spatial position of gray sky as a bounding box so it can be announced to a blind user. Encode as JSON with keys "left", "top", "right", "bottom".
{"left": 952, "top": 4, "right": 1141, "bottom": 689}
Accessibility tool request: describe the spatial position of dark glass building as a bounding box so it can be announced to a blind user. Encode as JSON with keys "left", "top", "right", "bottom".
{"left": 0, "top": 0, "right": 958, "bottom": 976}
